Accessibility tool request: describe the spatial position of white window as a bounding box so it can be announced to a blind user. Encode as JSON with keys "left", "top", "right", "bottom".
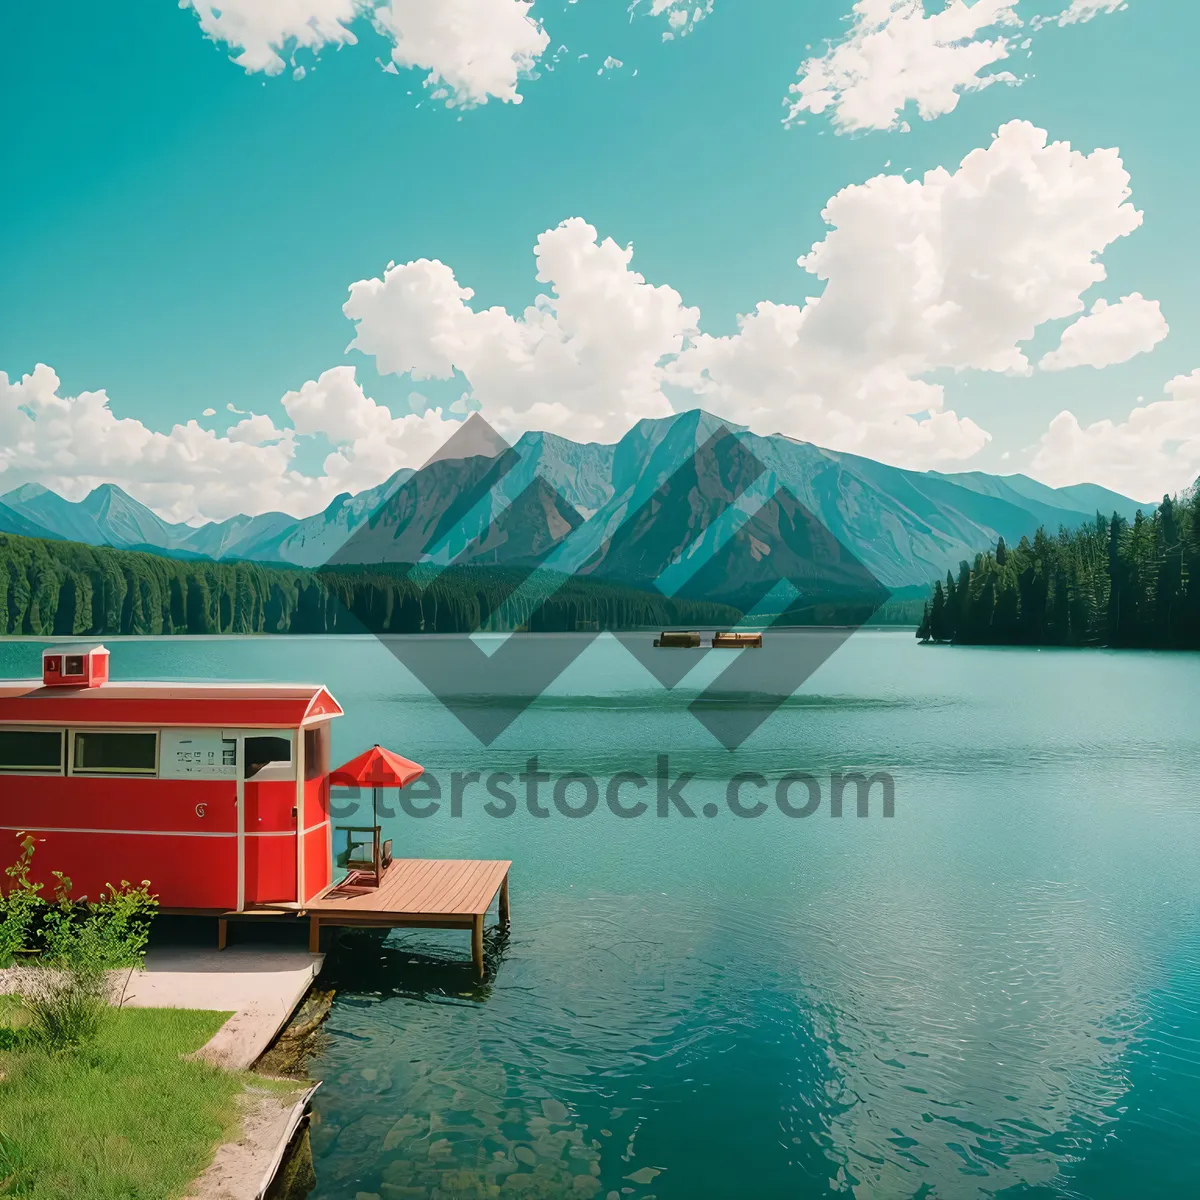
{"left": 72, "top": 730, "right": 159, "bottom": 776}
{"left": 244, "top": 735, "right": 293, "bottom": 780}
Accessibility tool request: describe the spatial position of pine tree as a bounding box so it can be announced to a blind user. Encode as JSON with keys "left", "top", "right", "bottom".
{"left": 955, "top": 561, "right": 972, "bottom": 643}
{"left": 1155, "top": 495, "right": 1182, "bottom": 646}
{"left": 929, "top": 581, "right": 948, "bottom": 642}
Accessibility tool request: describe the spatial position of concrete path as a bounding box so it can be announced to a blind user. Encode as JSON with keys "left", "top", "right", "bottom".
{"left": 183, "top": 1083, "right": 317, "bottom": 1200}
{"left": 1, "top": 946, "right": 323, "bottom": 1069}
{"left": 119, "top": 945, "right": 325, "bottom": 1070}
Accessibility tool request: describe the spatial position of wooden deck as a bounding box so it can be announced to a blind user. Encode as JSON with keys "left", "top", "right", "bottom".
{"left": 306, "top": 858, "right": 512, "bottom": 975}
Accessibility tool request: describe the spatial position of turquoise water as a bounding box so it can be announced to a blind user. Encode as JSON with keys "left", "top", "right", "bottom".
{"left": 3, "top": 633, "right": 1199, "bottom": 1198}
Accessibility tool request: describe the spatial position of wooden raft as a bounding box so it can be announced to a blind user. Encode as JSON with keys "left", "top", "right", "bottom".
{"left": 307, "top": 858, "right": 511, "bottom": 975}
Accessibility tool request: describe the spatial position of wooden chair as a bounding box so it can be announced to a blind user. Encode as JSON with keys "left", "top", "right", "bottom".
{"left": 337, "top": 825, "right": 387, "bottom": 888}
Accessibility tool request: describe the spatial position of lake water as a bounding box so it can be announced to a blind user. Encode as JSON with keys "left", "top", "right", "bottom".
{"left": 2, "top": 632, "right": 1199, "bottom": 1199}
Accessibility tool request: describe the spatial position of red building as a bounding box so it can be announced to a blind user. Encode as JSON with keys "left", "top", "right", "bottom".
{"left": 0, "top": 645, "right": 344, "bottom": 911}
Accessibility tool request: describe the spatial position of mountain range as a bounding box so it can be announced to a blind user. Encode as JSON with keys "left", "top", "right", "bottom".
{"left": 0, "top": 410, "right": 1149, "bottom": 590}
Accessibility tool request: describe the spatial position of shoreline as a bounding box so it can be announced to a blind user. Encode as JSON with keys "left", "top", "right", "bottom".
{"left": 1, "top": 943, "right": 329, "bottom": 1200}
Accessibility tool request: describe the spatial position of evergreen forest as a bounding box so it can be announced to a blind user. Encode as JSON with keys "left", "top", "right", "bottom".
{"left": 917, "top": 490, "right": 1200, "bottom": 649}
{"left": 0, "top": 533, "right": 746, "bottom": 636}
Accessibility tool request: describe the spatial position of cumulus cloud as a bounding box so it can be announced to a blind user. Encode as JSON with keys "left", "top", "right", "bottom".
{"left": 181, "top": 0, "right": 362, "bottom": 76}
{"left": 1058, "top": 0, "right": 1124, "bottom": 26}
{"left": 1039, "top": 293, "right": 1167, "bottom": 371}
{"left": 280, "top": 365, "right": 456, "bottom": 489}
{"left": 6, "top": 124, "right": 1165, "bottom": 518}
{"left": 786, "top": 0, "right": 1022, "bottom": 133}
{"left": 181, "top": 0, "right": 699, "bottom": 106}
{"left": 0, "top": 363, "right": 456, "bottom": 524}
{"left": 371, "top": 0, "right": 549, "bottom": 106}
{"left": 340, "top": 123, "right": 1149, "bottom": 471}
{"left": 1031, "top": 371, "right": 1200, "bottom": 501}
{"left": 344, "top": 123, "right": 1147, "bottom": 470}
{"left": 343, "top": 217, "right": 700, "bottom": 444}
{"left": 0, "top": 363, "right": 298, "bottom": 522}
{"left": 665, "top": 121, "right": 1144, "bottom": 464}
{"left": 181, "top": 0, "right": 548, "bottom": 106}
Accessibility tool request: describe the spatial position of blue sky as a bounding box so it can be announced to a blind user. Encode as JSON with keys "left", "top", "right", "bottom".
{"left": 2, "top": 0, "right": 1196, "bottom": 521}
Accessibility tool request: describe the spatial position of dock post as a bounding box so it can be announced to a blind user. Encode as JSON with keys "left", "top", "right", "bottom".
{"left": 308, "top": 914, "right": 321, "bottom": 954}
{"left": 499, "top": 873, "right": 510, "bottom": 926}
{"left": 217, "top": 918, "right": 228, "bottom": 951}
{"left": 472, "top": 914, "right": 484, "bottom": 977}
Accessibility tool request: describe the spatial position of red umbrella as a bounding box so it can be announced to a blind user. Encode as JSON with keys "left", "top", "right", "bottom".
{"left": 330, "top": 744, "right": 424, "bottom": 790}
{"left": 330, "top": 745, "right": 425, "bottom": 830}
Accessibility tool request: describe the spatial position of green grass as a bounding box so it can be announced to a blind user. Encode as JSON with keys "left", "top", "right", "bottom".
{"left": 0, "top": 1004, "right": 243, "bottom": 1199}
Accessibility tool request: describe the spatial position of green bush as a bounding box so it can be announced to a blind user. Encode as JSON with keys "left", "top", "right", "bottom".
{"left": 0, "top": 837, "right": 158, "bottom": 1050}
{"left": 0, "top": 836, "right": 43, "bottom": 969}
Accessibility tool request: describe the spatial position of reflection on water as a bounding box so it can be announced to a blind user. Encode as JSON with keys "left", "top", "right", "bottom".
{"left": 3, "top": 633, "right": 1199, "bottom": 1197}
{"left": 305, "top": 884, "right": 1169, "bottom": 1200}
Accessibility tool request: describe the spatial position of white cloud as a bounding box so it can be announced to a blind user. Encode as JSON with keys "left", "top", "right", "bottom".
{"left": 665, "top": 121, "right": 1144, "bottom": 465}
{"left": 1031, "top": 371, "right": 1200, "bottom": 502}
{"left": 1039, "top": 293, "right": 1167, "bottom": 371}
{"left": 181, "top": 0, "right": 711, "bottom": 103}
{"left": 345, "top": 122, "right": 1148, "bottom": 471}
{"left": 1058, "top": 0, "right": 1124, "bottom": 26}
{"left": 226, "top": 413, "right": 287, "bottom": 444}
{"left": 343, "top": 217, "right": 700, "bottom": 443}
{"left": 6, "top": 125, "right": 1163, "bottom": 516}
{"left": 371, "top": 0, "right": 549, "bottom": 106}
{"left": 181, "top": 0, "right": 548, "bottom": 106}
{"left": 180, "top": 0, "right": 362, "bottom": 76}
{"left": 786, "top": 0, "right": 1022, "bottom": 133}
{"left": 280, "top": 365, "right": 455, "bottom": 489}
{"left": 0, "top": 363, "right": 456, "bottom": 524}
{"left": 646, "top": 1, "right": 714, "bottom": 40}
{"left": 0, "top": 363, "right": 300, "bottom": 523}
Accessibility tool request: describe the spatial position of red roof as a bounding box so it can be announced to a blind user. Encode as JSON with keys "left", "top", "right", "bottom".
{"left": 0, "top": 681, "right": 344, "bottom": 728}
{"left": 330, "top": 744, "right": 424, "bottom": 789}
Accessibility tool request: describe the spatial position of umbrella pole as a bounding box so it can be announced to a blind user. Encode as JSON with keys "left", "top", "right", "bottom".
{"left": 374, "top": 785, "right": 381, "bottom": 882}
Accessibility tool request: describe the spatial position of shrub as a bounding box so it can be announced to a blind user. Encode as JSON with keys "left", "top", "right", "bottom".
{"left": 1, "top": 839, "right": 158, "bottom": 1050}
{"left": 21, "top": 970, "right": 109, "bottom": 1051}
{"left": 0, "top": 836, "right": 43, "bottom": 969}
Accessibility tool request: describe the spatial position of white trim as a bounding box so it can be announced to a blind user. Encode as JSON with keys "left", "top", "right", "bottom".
{"left": 302, "top": 688, "right": 342, "bottom": 721}
{"left": 235, "top": 735, "right": 245, "bottom": 913}
{"left": 0, "top": 824, "right": 236, "bottom": 838}
{"left": 325, "top": 764, "right": 333, "bottom": 892}
{"left": 68, "top": 727, "right": 160, "bottom": 778}
{"left": 4, "top": 680, "right": 331, "bottom": 692}
{"left": 295, "top": 726, "right": 305, "bottom": 906}
{"left": 0, "top": 824, "right": 327, "bottom": 839}
{"left": 0, "top": 720, "right": 333, "bottom": 729}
